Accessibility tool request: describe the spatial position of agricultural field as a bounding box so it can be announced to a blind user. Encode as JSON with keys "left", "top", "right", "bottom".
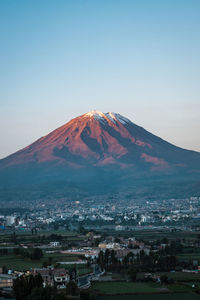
{"left": 136, "top": 271, "right": 200, "bottom": 282}
{"left": 121, "top": 230, "right": 200, "bottom": 242}
{"left": 0, "top": 252, "right": 81, "bottom": 271}
{"left": 90, "top": 281, "right": 163, "bottom": 294}
{"left": 78, "top": 267, "right": 93, "bottom": 276}
{"left": 0, "top": 230, "right": 85, "bottom": 245}
{"left": 38, "top": 230, "right": 79, "bottom": 236}
{"left": 96, "top": 293, "right": 200, "bottom": 300}
{"left": 0, "top": 255, "right": 43, "bottom": 271}
{"left": 177, "top": 253, "right": 200, "bottom": 262}
{"left": 90, "top": 281, "right": 200, "bottom": 298}
{"left": 156, "top": 272, "right": 200, "bottom": 282}
{"left": 105, "top": 228, "right": 199, "bottom": 241}
{"left": 43, "top": 252, "right": 80, "bottom": 262}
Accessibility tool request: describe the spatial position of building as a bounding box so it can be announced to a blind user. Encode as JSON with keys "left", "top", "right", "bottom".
{"left": 50, "top": 241, "right": 60, "bottom": 247}
{"left": 32, "top": 268, "right": 70, "bottom": 287}
{"left": 0, "top": 274, "right": 14, "bottom": 288}
{"left": 98, "top": 243, "right": 120, "bottom": 250}
{"left": 5, "top": 216, "right": 15, "bottom": 226}
{"left": 53, "top": 269, "right": 70, "bottom": 288}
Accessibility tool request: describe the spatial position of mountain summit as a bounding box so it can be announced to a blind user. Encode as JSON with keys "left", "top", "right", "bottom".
{"left": 0, "top": 111, "right": 200, "bottom": 201}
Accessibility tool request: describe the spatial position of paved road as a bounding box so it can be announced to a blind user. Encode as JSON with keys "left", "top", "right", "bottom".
{"left": 78, "top": 264, "right": 102, "bottom": 288}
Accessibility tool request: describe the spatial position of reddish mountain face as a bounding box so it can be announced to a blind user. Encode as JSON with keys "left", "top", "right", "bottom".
{"left": 1, "top": 111, "right": 200, "bottom": 202}
{"left": 1, "top": 110, "right": 200, "bottom": 173}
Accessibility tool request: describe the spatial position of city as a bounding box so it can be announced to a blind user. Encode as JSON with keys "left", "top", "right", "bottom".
{"left": 0, "top": 196, "right": 200, "bottom": 298}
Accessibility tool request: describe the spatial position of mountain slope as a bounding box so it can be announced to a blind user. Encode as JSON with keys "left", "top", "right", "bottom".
{"left": 1, "top": 110, "right": 200, "bottom": 171}
{"left": 0, "top": 111, "right": 200, "bottom": 200}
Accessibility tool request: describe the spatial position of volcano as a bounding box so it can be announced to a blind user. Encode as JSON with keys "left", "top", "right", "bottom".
{"left": 0, "top": 111, "right": 200, "bottom": 201}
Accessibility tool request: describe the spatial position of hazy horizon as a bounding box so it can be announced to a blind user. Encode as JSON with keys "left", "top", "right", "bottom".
{"left": 1, "top": 0, "right": 200, "bottom": 158}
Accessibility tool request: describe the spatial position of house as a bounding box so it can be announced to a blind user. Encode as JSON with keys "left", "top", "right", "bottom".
{"left": 98, "top": 243, "right": 120, "bottom": 250}
{"left": 32, "top": 268, "right": 70, "bottom": 287}
{"left": 53, "top": 269, "right": 70, "bottom": 288}
{"left": 0, "top": 274, "right": 15, "bottom": 288}
{"left": 50, "top": 241, "right": 60, "bottom": 247}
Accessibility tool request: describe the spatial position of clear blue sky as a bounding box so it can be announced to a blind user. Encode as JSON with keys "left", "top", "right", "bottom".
{"left": 0, "top": 0, "right": 200, "bottom": 158}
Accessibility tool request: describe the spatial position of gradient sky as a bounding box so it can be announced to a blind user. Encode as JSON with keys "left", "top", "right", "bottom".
{"left": 0, "top": 0, "right": 200, "bottom": 159}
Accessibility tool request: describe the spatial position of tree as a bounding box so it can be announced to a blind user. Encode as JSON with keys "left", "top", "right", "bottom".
{"left": 160, "top": 275, "right": 168, "bottom": 284}
{"left": 79, "top": 226, "right": 87, "bottom": 235}
{"left": 33, "top": 273, "right": 43, "bottom": 288}
{"left": 133, "top": 245, "right": 139, "bottom": 249}
{"left": 53, "top": 223, "right": 59, "bottom": 231}
{"left": 66, "top": 280, "right": 79, "bottom": 296}
{"left": 114, "top": 237, "right": 121, "bottom": 243}
{"left": 126, "top": 252, "right": 134, "bottom": 264}
{"left": 14, "top": 248, "right": 20, "bottom": 255}
{"left": 54, "top": 295, "right": 67, "bottom": 300}
{"left": 28, "top": 286, "right": 67, "bottom": 300}
{"left": 11, "top": 232, "right": 17, "bottom": 244}
{"left": 28, "top": 286, "right": 57, "bottom": 300}
{"left": 48, "top": 256, "right": 53, "bottom": 265}
{"left": 2, "top": 265, "right": 7, "bottom": 274}
{"left": 80, "top": 290, "right": 90, "bottom": 299}
{"left": 128, "top": 266, "right": 137, "bottom": 281}
{"left": 13, "top": 274, "right": 43, "bottom": 300}
{"left": 161, "top": 238, "right": 169, "bottom": 244}
{"left": 110, "top": 249, "right": 117, "bottom": 265}
{"left": 104, "top": 249, "right": 110, "bottom": 268}
{"left": 43, "top": 261, "right": 48, "bottom": 268}
{"left": 32, "top": 248, "right": 43, "bottom": 260}
{"left": 97, "top": 251, "right": 105, "bottom": 271}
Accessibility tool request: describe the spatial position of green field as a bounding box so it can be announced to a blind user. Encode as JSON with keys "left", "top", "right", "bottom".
{"left": 90, "top": 281, "right": 199, "bottom": 295}
{"left": 90, "top": 282, "right": 162, "bottom": 294}
{"left": 128, "top": 230, "right": 200, "bottom": 242}
{"left": 43, "top": 252, "right": 80, "bottom": 262}
{"left": 0, "top": 252, "right": 81, "bottom": 271}
{"left": 0, "top": 255, "right": 43, "bottom": 271}
{"left": 96, "top": 293, "right": 200, "bottom": 300}
{"left": 104, "top": 229, "right": 200, "bottom": 242}
{"left": 137, "top": 271, "right": 200, "bottom": 282}
{"left": 0, "top": 230, "right": 84, "bottom": 245}
{"left": 78, "top": 267, "right": 92, "bottom": 276}
{"left": 38, "top": 230, "right": 79, "bottom": 236}
{"left": 177, "top": 253, "right": 200, "bottom": 262}
{"left": 0, "top": 229, "right": 199, "bottom": 246}
{"left": 157, "top": 272, "right": 200, "bottom": 281}
{"left": 54, "top": 262, "right": 92, "bottom": 275}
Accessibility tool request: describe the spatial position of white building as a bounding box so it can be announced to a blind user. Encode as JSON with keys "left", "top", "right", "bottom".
{"left": 50, "top": 241, "right": 60, "bottom": 247}
{"left": 5, "top": 216, "right": 15, "bottom": 226}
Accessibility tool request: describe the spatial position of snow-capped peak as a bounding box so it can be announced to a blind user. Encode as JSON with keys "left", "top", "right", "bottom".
{"left": 105, "top": 112, "right": 131, "bottom": 125}
{"left": 84, "top": 111, "right": 132, "bottom": 125}
{"left": 84, "top": 110, "right": 105, "bottom": 120}
{"left": 104, "top": 112, "right": 117, "bottom": 123}
{"left": 113, "top": 113, "right": 131, "bottom": 125}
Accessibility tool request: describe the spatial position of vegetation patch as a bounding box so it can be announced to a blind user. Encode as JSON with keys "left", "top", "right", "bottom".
{"left": 90, "top": 281, "right": 164, "bottom": 295}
